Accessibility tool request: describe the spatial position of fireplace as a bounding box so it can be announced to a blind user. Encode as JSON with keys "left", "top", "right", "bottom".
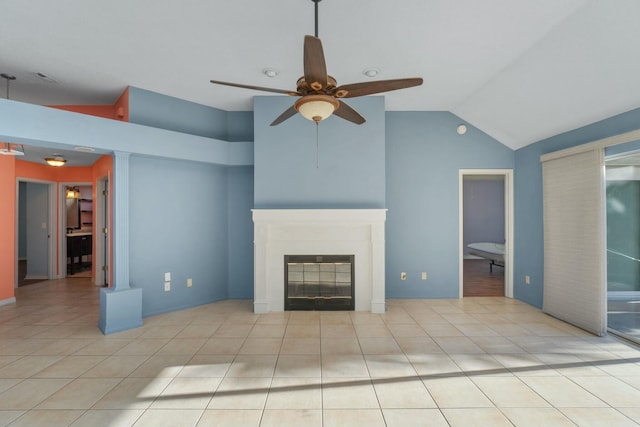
{"left": 285, "top": 255, "right": 355, "bottom": 310}
{"left": 252, "top": 209, "right": 386, "bottom": 313}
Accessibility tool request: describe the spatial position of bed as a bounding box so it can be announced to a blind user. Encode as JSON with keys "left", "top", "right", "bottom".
{"left": 467, "top": 242, "right": 505, "bottom": 272}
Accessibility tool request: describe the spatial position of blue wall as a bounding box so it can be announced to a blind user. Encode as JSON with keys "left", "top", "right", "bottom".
{"left": 129, "top": 155, "right": 230, "bottom": 316}
{"left": 514, "top": 107, "right": 640, "bottom": 308}
{"left": 227, "top": 166, "right": 255, "bottom": 299}
{"left": 385, "top": 112, "right": 514, "bottom": 298}
{"left": 129, "top": 87, "right": 254, "bottom": 142}
{"left": 253, "top": 96, "right": 386, "bottom": 208}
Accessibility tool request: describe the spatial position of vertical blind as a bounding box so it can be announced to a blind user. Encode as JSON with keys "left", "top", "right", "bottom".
{"left": 542, "top": 149, "right": 606, "bottom": 336}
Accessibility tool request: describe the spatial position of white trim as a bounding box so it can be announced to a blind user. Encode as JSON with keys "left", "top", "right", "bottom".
{"left": 94, "top": 177, "right": 108, "bottom": 286}
{"left": 458, "top": 169, "right": 514, "bottom": 299}
{"left": 48, "top": 182, "right": 57, "bottom": 280}
{"left": 0, "top": 297, "right": 16, "bottom": 307}
{"left": 541, "top": 129, "right": 640, "bottom": 162}
{"left": 252, "top": 209, "right": 387, "bottom": 313}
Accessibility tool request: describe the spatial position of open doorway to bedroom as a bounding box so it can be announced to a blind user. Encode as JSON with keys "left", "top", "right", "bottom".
{"left": 458, "top": 169, "right": 513, "bottom": 298}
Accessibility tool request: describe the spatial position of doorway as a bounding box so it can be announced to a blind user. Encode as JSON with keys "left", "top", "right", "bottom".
{"left": 15, "top": 180, "right": 57, "bottom": 287}
{"left": 60, "top": 183, "right": 93, "bottom": 278}
{"left": 458, "top": 169, "right": 514, "bottom": 298}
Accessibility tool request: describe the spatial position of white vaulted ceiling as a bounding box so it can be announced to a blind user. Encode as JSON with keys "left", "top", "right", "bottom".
{"left": 1, "top": 0, "right": 639, "bottom": 150}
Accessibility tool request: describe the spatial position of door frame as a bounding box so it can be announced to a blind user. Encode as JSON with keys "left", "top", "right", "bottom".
{"left": 94, "top": 176, "right": 109, "bottom": 286}
{"left": 458, "top": 169, "right": 514, "bottom": 298}
{"left": 14, "top": 178, "right": 57, "bottom": 287}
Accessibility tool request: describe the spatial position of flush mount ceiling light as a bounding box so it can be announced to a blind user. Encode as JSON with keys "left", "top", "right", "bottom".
{"left": 45, "top": 154, "right": 67, "bottom": 167}
{"left": 457, "top": 124, "right": 468, "bottom": 135}
{"left": 0, "top": 73, "right": 25, "bottom": 156}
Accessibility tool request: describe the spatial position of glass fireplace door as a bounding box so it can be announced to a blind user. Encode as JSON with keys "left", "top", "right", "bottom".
{"left": 285, "top": 255, "right": 354, "bottom": 310}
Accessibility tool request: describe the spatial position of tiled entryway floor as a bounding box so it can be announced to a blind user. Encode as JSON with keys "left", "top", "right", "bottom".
{"left": 2, "top": 279, "right": 640, "bottom": 426}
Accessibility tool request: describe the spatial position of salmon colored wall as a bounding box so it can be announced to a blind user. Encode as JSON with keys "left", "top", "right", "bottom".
{"left": 0, "top": 156, "right": 16, "bottom": 302}
{"left": 16, "top": 161, "right": 94, "bottom": 277}
{"left": 114, "top": 87, "right": 130, "bottom": 122}
{"left": 14, "top": 158, "right": 114, "bottom": 284}
{"left": 48, "top": 87, "right": 129, "bottom": 122}
{"left": 16, "top": 161, "right": 93, "bottom": 182}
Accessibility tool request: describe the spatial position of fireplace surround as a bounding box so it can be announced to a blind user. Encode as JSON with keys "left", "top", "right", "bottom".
{"left": 252, "top": 209, "right": 386, "bottom": 313}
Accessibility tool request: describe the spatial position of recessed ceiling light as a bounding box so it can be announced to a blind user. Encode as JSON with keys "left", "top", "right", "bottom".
{"left": 457, "top": 124, "right": 468, "bottom": 135}
{"left": 363, "top": 68, "right": 379, "bottom": 78}
{"left": 35, "top": 72, "right": 57, "bottom": 83}
{"left": 74, "top": 146, "right": 95, "bottom": 152}
{"left": 263, "top": 68, "right": 278, "bottom": 78}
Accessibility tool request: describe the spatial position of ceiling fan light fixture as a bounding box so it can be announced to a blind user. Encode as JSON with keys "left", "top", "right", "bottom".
{"left": 45, "top": 154, "right": 66, "bottom": 167}
{"left": 295, "top": 95, "right": 339, "bottom": 123}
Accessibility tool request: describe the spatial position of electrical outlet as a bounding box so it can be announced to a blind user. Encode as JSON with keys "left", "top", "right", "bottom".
{"left": 421, "top": 272, "right": 427, "bottom": 280}
{"left": 401, "top": 272, "right": 407, "bottom": 281}
{"left": 525, "top": 275, "right": 530, "bottom": 285}
{"left": 164, "top": 281, "right": 171, "bottom": 292}
{"left": 187, "top": 278, "right": 192, "bottom": 288}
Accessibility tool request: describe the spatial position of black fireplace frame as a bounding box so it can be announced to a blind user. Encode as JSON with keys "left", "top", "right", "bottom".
{"left": 284, "top": 255, "right": 355, "bottom": 311}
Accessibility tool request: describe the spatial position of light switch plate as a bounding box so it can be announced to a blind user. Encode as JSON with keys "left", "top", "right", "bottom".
{"left": 164, "top": 272, "right": 171, "bottom": 281}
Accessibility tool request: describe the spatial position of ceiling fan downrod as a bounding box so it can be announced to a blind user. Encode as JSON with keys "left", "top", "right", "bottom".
{"left": 313, "top": 0, "right": 321, "bottom": 38}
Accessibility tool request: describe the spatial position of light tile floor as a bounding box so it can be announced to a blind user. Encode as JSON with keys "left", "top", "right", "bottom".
{"left": 1, "top": 279, "right": 640, "bottom": 426}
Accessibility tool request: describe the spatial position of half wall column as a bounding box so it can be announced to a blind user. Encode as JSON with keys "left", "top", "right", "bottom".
{"left": 99, "top": 151, "right": 143, "bottom": 334}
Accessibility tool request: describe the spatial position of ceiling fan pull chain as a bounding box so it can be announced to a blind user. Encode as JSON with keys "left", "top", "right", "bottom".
{"left": 316, "top": 123, "right": 320, "bottom": 168}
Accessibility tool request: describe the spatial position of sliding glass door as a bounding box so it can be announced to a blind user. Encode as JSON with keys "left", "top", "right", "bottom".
{"left": 606, "top": 159, "right": 640, "bottom": 341}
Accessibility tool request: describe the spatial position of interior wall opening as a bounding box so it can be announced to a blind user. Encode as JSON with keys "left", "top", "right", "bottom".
{"left": 458, "top": 169, "right": 513, "bottom": 299}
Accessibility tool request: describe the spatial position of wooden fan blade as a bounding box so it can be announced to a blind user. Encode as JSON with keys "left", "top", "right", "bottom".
{"left": 270, "top": 105, "right": 298, "bottom": 126}
{"left": 334, "top": 78, "right": 423, "bottom": 98}
{"left": 303, "top": 35, "right": 328, "bottom": 91}
{"left": 210, "top": 80, "right": 299, "bottom": 96}
{"left": 334, "top": 101, "right": 366, "bottom": 125}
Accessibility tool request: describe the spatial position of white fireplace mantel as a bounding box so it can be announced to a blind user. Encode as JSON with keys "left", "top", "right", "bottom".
{"left": 252, "top": 209, "right": 387, "bottom": 313}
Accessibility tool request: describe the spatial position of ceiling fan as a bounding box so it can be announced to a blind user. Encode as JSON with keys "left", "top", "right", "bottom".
{"left": 209, "top": 0, "right": 423, "bottom": 126}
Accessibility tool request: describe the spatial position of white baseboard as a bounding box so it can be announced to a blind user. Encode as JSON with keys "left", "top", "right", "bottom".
{"left": 24, "top": 275, "right": 48, "bottom": 280}
{"left": 0, "top": 297, "right": 16, "bottom": 307}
